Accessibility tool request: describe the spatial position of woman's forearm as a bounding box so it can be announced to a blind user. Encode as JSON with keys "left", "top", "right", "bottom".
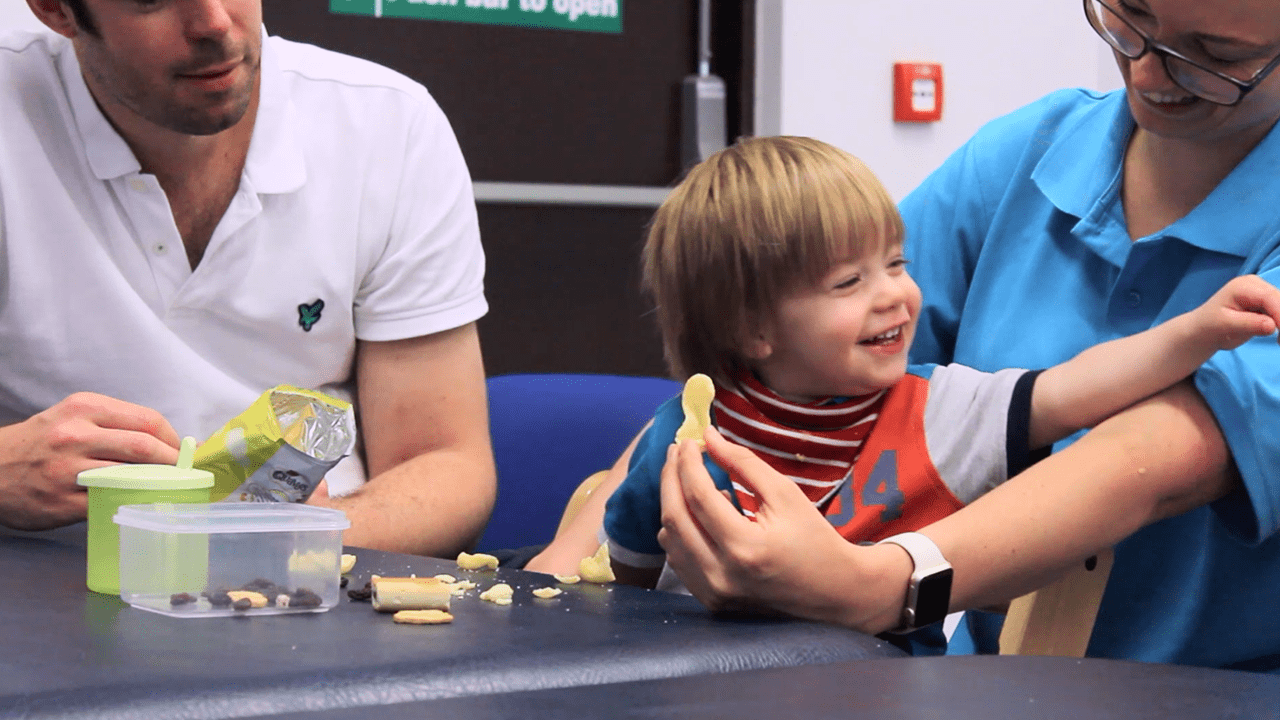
{"left": 930, "top": 379, "right": 1235, "bottom": 612}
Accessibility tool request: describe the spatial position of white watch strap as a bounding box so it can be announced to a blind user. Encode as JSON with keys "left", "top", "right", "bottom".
{"left": 876, "top": 532, "right": 949, "bottom": 574}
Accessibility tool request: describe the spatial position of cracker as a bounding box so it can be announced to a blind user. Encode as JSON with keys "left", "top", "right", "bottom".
{"left": 456, "top": 551, "right": 500, "bottom": 571}
{"left": 340, "top": 553, "right": 357, "bottom": 574}
{"left": 480, "top": 583, "right": 514, "bottom": 604}
{"left": 225, "top": 590, "right": 268, "bottom": 608}
{"left": 392, "top": 609, "right": 454, "bottom": 625}
{"left": 532, "top": 587, "right": 563, "bottom": 599}
{"left": 674, "top": 374, "right": 715, "bottom": 447}
{"left": 578, "top": 543, "right": 616, "bottom": 584}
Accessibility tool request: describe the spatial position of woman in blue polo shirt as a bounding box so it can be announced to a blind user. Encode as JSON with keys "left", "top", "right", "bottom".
{"left": 656, "top": 0, "right": 1280, "bottom": 671}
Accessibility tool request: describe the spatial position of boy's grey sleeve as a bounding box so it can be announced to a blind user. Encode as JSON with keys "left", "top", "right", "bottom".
{"left": 923, "top": 364, "right": 1041, "bottom": 505}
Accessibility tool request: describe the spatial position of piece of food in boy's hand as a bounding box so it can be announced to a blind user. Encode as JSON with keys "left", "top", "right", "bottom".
{"left": 370, "top": 576, "right": 452, "bottom": 612}
{"left": 456, "top": 551, "right": 500, "bottom": 571}
{"left": 393, "top": 609, "right": 454, "bottom": 625}
{"left": 340, "top": 553, "right": 357, "bottom": 574}
{"left": 675, "top": 373, "right": 715, "bottom": 448}
{"left": 578, "top": 543, "right": 616, "bottom": 584}
{"left": 480, "top": 583, "right": 514, "bottom": 605}
{"left": 532, "top": 587, "right": 563, "bottom": 599}
{"left": 553, "top": 574, "right": 581, "bottom": 585}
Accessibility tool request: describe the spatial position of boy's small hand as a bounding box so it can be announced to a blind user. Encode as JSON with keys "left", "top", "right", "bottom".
{"left": 1197, "top": 274, "right": 1280, "bottom": 350}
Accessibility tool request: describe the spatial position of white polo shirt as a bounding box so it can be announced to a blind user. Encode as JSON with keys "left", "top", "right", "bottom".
{"left": 0, "top": 30, "right": 487, "bottom": 494}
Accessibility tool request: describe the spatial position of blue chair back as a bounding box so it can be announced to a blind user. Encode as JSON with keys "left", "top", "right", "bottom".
{"left": 476, "top": 373, "right": 681, "bottom": 552}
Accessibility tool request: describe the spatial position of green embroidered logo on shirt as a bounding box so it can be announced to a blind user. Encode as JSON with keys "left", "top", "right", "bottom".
{"left": 298, "top": 299, "right": 324, "bottom": 332}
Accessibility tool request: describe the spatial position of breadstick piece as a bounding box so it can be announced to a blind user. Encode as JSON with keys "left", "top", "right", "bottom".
{"left": 674, "top": 374, "right": 715, "bottom": 448}
{"left": 371, "top": 576, "right": 452, "bottom": 612}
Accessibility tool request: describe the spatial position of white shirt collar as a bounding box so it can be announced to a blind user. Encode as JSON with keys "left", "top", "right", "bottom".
{"left": 59, "top": 27, "right": 305, "bottom": 193}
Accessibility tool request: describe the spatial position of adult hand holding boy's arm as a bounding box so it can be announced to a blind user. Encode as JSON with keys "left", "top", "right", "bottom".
{"left": 0, "top": 393, "right": 181, "bottom": 530}
{"left": 308, "top": 323, "right": 497, "bottom": 557}
{"left": 657, "top": 429, "right": 908, "bottom": 633}
{"left": 660, "top": 382, "right": 1236, "bottom": 632}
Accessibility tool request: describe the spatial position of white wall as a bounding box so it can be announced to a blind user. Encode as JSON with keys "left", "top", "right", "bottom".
{"left": 1, "top": 0, "right": 44, "bottom": 33}
{"left": 766, "top": 0, "right": 1124, "bottom": 200}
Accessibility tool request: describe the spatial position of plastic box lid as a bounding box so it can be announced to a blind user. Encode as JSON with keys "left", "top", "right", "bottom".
{"left": 114, "top": 503, "right": 350, "bottom": 534}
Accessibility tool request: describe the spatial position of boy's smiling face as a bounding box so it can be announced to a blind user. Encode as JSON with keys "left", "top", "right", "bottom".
{"left": 747, "top": 243, "right": 921, "bottom": 402}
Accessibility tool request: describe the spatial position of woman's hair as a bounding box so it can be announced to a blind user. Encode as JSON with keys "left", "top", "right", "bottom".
{"left": 642, "top": 135, "right": 904, "bottom": 386}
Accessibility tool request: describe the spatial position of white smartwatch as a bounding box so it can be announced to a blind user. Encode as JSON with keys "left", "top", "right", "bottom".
{"left": 877, "top": 532, "right": 953, "bottom": 631}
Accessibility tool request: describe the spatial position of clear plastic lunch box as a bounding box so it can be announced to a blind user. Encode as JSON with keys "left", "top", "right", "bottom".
{"left": 113, "top": 503, "right": 350, "bottom": 618}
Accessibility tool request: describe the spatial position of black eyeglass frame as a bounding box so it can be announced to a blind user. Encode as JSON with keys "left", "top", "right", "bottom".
{"left": 1084, "top": 0, "right": 1280, "bottom": 106}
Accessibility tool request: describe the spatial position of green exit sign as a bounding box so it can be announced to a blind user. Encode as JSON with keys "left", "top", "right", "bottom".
{"left": 330, "top": 0, "right": 623, "bottom": 34}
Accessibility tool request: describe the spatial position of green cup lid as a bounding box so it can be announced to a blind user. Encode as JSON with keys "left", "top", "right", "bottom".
{"left": 76, "top": 436, "right": 214, "bottom": 490}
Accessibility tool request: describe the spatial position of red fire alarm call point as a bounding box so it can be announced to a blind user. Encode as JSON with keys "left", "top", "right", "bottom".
{"left": 893, "top": 62, "right": 943, "bottom": 123}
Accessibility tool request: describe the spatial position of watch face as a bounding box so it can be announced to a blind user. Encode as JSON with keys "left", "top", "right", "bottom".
{"left": 913, "top": 568, "right": 954, "bottom": 627}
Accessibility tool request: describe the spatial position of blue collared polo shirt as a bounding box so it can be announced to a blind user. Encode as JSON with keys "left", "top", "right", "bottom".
{"left": 901, "top": 88, "right": 1280, "bottom": 669}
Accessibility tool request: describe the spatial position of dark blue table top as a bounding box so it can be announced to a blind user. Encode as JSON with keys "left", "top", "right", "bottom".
{"left": 261, "top": 654, "right": 1280, "bottom": 720}
{"left": 0, "top": 523, "right": 901, "bottom": 719}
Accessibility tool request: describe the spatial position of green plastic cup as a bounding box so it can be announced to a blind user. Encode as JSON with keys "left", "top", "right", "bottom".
{"left": 76, "top": 437, "right": 213, "bottom": 595}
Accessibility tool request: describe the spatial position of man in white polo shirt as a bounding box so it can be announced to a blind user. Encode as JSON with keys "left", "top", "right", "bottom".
{"left": 0, "top": 0, "right": 497, "bottom": 557}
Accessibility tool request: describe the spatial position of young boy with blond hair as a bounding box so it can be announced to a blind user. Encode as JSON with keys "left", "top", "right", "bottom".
{"left": 603, "top": 135, "right": 1280, "bottom": 600}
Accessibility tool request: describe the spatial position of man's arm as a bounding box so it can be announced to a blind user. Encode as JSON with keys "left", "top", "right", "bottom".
{"left": 1029, "top": 274, "right": 1280, "bottom": 448}
{"left": 659, "top": 380, "right": 1235, "bottom": 633}
{"left": 0, "top": 393, "right": 181, "bottom": 530}
{"left": 309, "top": 322, "right": 496, "bottom": 557}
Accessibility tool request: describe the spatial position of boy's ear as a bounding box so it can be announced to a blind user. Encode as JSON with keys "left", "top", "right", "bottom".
{"left": 740, "top": 314, "right": 774, "bottom": 360}
{"left": 27, "top": 0, "right": 79, "bottom": 38}
{"left": 742, "top": 333, "right": 773, "bottom": 361}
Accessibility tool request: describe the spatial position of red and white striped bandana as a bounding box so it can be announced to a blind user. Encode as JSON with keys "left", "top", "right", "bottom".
{"left": 713, "top": 369, "right": 886, "bottom": 518}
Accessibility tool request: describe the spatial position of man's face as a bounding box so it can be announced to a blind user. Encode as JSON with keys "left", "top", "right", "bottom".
{"left": 71, "top": 0, "right": 263, "bottom": 136}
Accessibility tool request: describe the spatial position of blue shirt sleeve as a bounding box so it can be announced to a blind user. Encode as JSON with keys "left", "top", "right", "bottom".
{"left": 1197, "top": 264, "right": 1280, "bottom": 543}
{"left": 604, "top": 395, "right": 736, "bottom": 563}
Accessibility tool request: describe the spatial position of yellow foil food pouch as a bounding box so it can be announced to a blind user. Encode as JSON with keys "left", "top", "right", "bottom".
{"left": 195, "top": 385, "right": 356, "bottom": 502}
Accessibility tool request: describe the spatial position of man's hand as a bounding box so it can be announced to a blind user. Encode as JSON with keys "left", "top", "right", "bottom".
{"left": 656, "top": 428, "right": 907, "bottom": 632}
{"left": 0, "top": 393, "right": 181, "bottom": 530}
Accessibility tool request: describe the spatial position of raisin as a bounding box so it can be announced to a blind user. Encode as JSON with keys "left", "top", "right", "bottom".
{"left": 170, "top": 592, "right": 197, "bottom": 606}
{"left": 232, "top": 598, "right": 253, "bottom": 611}
{"left": 347, "top": 581, "right": 372, "bottom": 602}
{"left": 205, "top": 590, "right": 232, "bottom": 608}
{"left": 290, "top": 588, "right": 323, "bottom": 608}
{"left": 340, "top": 576, "right": 349, "bottom": 589}
{"left": 242, "top": 578, "right": 285, "bottom": 598}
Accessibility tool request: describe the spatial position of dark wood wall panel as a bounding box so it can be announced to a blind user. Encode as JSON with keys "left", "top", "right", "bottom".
{"left": 264, "top": 1, "right": 742, "bottom": 186}
{"left": 261, "top": 1, "right": 752, "bottom": 377}
{"left": 476, "top": 204, "right": 667, "bottom": 377}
